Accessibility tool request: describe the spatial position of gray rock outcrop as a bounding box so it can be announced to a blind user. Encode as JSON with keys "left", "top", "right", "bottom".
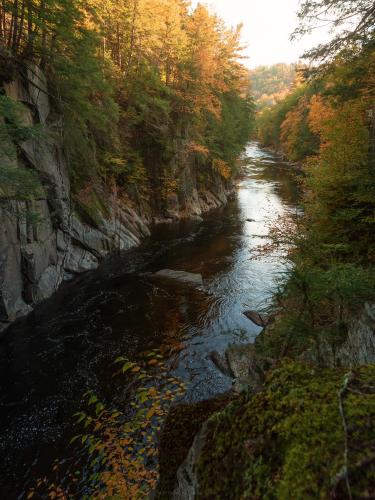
{"left": 0, "top": 67, "right": 229, "bottom": 332}
{"left": 337, "top": 302, "right": 375, "bottom": 365}
{"left": 173, "top": 422, "right": 208, "bottom": 500}
{"left": 0, "top": 69, "right": 151, "bottom": 332}
{"left": 320, "top": 302, "right": 375, "bottom": 367}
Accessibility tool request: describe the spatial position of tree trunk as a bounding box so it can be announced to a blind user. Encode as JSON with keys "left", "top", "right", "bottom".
{"left": 15, "top": 0, "right": 25, "bottom": 55}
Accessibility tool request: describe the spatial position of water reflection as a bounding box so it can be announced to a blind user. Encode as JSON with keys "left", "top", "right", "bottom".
{"left": 0, "top": 141, "right": 299, "bottom": 497}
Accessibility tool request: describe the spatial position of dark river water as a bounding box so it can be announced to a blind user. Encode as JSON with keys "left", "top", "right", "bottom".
{"left": 0, "top": 142, "right": 299, "bottom": 498}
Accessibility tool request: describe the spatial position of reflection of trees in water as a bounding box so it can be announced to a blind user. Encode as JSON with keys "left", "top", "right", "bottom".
{"left": 145, "top": 286, "right": 210, "bottom": 367}
{"left": 252, "top": 162, "right": 300, "bottom": 206}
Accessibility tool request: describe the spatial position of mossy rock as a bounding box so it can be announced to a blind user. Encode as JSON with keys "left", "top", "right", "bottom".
{"left": 196, "top": 362, "right": 375, "bottom": 499}
{"left": 156, "top": 394, "right": 235, "bottom": 499}
{"left": 74, "top": 189, "right": 110, "bottom": 229}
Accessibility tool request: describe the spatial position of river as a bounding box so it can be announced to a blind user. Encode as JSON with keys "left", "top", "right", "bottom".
{"left": 0, "top": 142, "right": 299, "bottom": 497}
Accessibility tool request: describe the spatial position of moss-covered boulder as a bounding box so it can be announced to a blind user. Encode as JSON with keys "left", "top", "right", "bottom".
{"left": 156, "top": 395, "right": 235, "bottom": 499}
{"left": 193, "top": 362, "right": 375, "bottom": 499}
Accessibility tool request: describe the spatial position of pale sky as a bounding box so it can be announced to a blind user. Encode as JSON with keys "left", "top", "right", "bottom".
{"left": 190, "top": 0, "right": 332, "bottom": 68}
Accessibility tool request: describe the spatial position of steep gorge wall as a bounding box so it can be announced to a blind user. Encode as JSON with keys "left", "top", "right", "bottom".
{"left": 0, "top": 67, "right": 230, "bottom": 332}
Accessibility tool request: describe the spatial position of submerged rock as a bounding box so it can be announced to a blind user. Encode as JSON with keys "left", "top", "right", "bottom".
{"left": 208, "top": 350, "right": 233, "bottom": 378}
{"left": 153, "top": 269, "right": 203, "bottom": 286}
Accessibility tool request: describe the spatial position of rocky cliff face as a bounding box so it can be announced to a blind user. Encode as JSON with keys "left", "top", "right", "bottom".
{"left": 322, "top": 302, "right": 375, "bottom": 367}
{"left": 0, "top": 66, "right": 151, "bottom": 332}
{"left": 0, "top": 67, "right": 230, "bottom": 333}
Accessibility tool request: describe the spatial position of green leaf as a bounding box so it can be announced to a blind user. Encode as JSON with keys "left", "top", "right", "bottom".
{"left": 69, "top": 435, "right": 81, "bottom": 445}
{"left": 122, "top": 361, "right": 135, "bottom": 373}
{"left": 88, "top": 395, "right": 98, "bottom": 406}
{"left": 114, "top": 356, "right": 126, "bottom": 364}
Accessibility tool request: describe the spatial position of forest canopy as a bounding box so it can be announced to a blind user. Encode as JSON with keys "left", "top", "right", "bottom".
{"left": 249, "top": 63, "right": 296, "bottom": 110}
{"left": 0, "top": 0, "right": 254, "bottom": 212}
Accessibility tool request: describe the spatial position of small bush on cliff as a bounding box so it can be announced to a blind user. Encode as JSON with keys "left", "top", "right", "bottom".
{"left": 197, "top": 362, "right": 375, "bottom": 499}
{"left": 0, "top": 95, "right": 43, "bottom": 201}
{"left": 74, "top": 188, "right": 111, "bottom": 228}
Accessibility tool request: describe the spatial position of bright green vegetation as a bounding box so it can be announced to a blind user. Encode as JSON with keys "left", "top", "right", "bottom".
{"left": 0, "top": 95, "right": 43, "bottom": 201}
{"left": 197, "top": 362, "right": 375, "bottom": 499}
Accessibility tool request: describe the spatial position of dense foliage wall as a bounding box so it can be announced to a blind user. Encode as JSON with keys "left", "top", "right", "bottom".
{"left": 256, "top": 40, "right": 375, "bottom": 361}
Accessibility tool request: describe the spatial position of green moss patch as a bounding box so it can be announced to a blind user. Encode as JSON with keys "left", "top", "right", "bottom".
{"left": 197, "top": 362, "right": 375, "bottom": 499}
{"left": 74, "top": 189, "right": 110, "bottom": 229}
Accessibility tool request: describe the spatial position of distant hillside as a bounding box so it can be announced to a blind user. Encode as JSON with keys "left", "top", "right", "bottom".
{"left": 250, "top": 63, "right": 296, "bottom": 110}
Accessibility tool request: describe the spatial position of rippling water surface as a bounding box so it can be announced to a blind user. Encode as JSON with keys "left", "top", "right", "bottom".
{"left": 0, "top": 142, "right": 299, "bottom": 497}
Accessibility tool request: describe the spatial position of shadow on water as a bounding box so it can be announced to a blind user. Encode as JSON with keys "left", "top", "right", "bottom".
{"left": 0, "top": 141, "right": 300, "bottom": 497}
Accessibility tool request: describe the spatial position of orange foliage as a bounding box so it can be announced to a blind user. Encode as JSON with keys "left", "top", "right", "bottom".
{"left": 188, "top": 141, "right": 209, "bottom": 156}
{"left": 308, "top": 95, "right": 335, "bottom": 137}
{"left": 212, "top": 158, "right": 231, "bottom": 180}
{"left": 280, "top": 96, "right": 310, "bottom": 161}
{"left": 308, "top": 95, "right": 368, "bottom": 166}
{"left": 28, "top": 353, "right": 185, "bottom": 499}
{"left": 182, "top": 4, "right": 248, "bottom": 118}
